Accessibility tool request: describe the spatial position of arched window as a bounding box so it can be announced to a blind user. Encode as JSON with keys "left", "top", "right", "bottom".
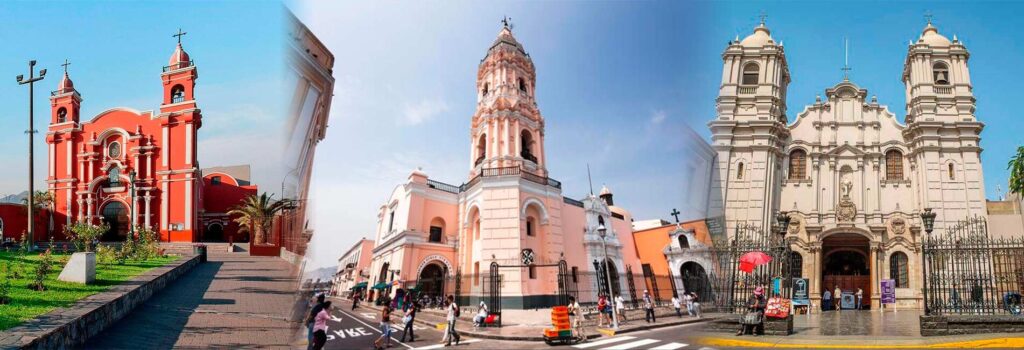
{"left": 597, "top": 215, "right": 605, "bottom": 226}
{"left": 476, "top": 134, "right": 486, "bottom": 165}
{"left": 788, "top": 150, "right": 807, "bottom": 180}
{"left": 107, "top": 167, "right": 121, "bottom": 187}
{"left": 885, "top": 150, "right": 904, "bottom": 180}
{"left": 678, "top": 234, "right": 689, "bottom": 249}
{"left": 429, "top": 217, "right": 445, "bottom": 243}
{"left": 742, "top": 63, "right": 759, "bottom": 85}
{"left": 518, "top": 78, "right": 527, "bottom": 92}
{"left": 737, "top": 162, "right": 745, "bottom": 180}
{"left": 890, "top": 252, "right": 909, "bottom": 288}
{"left": 520, "top": 130, "right": 535, "bottom": 162}
{"left": 790, "top": 252, "right": 803, "bottom": 278}
{"left": 211, "top": 176, "right": 222, "bottom": 185}
{"left": 0, "top": 217, "right": 4, "bottom": 236}
{"left": 171, "top": 85, "right": 186, "bottom": 103}
{"left": 948, "top": 163, "right": 955, "bottom": 180}
{"left": 526, "top": 217, "right": 535, "bottom": 237}
{"left": 482, "top": 83, "right": 489, "bottom": 97}
{"left": 57, "top": 107, "right": 67, "bottom": 123}
{"left": 933, "top": 62, "right": 950, "bottom": 85}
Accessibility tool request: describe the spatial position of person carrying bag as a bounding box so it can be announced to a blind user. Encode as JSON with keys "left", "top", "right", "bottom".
{"left": 737, "top": 286, "right": 766, "bottom": 336}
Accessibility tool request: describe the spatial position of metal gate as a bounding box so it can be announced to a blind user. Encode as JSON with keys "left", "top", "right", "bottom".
{"left": 923, "top": 216, "right": 1024, "bottom": 315}
{"left": 488, "top": 260, "right": 572, "bottom": 327}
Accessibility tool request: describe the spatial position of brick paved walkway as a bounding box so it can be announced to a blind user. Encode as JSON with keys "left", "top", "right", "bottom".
{"left": 80, "top": 247, "right": 302, "bottom": 349}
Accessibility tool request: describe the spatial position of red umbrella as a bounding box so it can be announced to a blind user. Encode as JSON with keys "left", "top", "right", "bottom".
{"left": 738, "top": 251, "right": 773, "bottom": 273}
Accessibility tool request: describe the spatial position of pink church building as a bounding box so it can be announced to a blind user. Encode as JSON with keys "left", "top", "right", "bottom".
{"left": 366, "top": 22, "right": 643, "bottom": 310}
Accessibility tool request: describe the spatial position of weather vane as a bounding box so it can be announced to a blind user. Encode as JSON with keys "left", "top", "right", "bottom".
{"left": 501, "top": 16, "right": 514, "bottom": 30}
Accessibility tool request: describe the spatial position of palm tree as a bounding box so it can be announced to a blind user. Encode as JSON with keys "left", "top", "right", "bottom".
{"left": 227, "top": 193, "right": 296, "bottom": 245}
{"left": 1009, "top": 146, "right": 1024, "bottom": 196}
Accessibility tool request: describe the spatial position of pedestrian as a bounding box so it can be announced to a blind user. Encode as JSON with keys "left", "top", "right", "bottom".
{"left": 671, "top": 294, "right": 682, "bottom": 318}
{"left": 373, "top": 304, "right": 392, "bottom": 349}
{"left": 444, "top": 295, "right": 461, "bottom": 346}
{"left": 834, "top": 286, "right": 842, "bottom": 311}
{"left": 596, "top": 294, "right": 609, "bottom": 327}
{"left": 736, "top": 286, "right": 766, "bottom": 336}
{"left": 473, "top": 301, "right": 488, "bottom": 327}
{"left": 690, "top": 292, "right": 702, "bottom": 318}
{"left": 822, "top": 289, "right": 832, "bottom": 311}
{"left": 684, "top": 292, "right": 694, "bottom": 316}
{"left": 856, "top": 288, "right": 863, "bottom": 310}
{"left": 305, "top": 294, "right": 326, "bottom": 350}
{"left": 615, "top": 294, "right": 627, "bottom": 323}
{"left": 399, "top": 300, "right": 417, "bottom": 342}
{"left": 312, "top": 301, "right": 331, "bottom": 350}
{"left": 352, "top": 291, "right": 360, "bottom": 311}
{"left": 642, "top": 290, "right": 656, "bottom": 323}
{"left": 567, "top": 296, "right": 586, "bottom": 343}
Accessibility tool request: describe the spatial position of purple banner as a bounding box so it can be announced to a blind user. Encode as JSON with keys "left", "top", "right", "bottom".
{"left": 881, "top": 279, "right": 896, "bottom": 304}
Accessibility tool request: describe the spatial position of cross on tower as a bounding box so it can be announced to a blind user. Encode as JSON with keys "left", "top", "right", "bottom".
{"left": 759, "top": 11, "right": 767, "bottom": 26}
{"left": 61, "top": 59, "right": 71, "bottom": 74}
{"left": 670, "top": 208, "right": 681, "bottom": 223}
{"left": 173, "top": 28, "right": 187, "bottom": 44}
{"left": 924, "top": 11, "right": 934, "bottom": 25}
{"left": 501, "top": 16, "right": 513, "bottom": 30}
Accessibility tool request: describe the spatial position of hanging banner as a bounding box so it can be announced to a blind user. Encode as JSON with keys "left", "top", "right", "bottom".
{"left": 881, "top": 279, "right": 896, "bottom": 304}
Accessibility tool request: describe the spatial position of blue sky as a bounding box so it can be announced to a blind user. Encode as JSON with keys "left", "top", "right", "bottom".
{"left": 0, "top": 1, "right": 288, "bottom": 197}
{"left": 292, "top": 0, "right": 715, "bottom": 268}
{"left": 696, "top": 1, "right": 1023, "bottom": 201}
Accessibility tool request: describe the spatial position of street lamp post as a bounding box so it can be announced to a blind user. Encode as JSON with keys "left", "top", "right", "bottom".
{"left": 16, "top": 61, "right": 46, "bottom": 250}
{"left": 597, "top": 223, "right": 619, "bottom": 330}
{"left": 919, "top": 208, "right": 937, "bottom": 315}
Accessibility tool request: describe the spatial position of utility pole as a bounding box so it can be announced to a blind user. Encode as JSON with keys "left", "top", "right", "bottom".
{"left": 16, "top": 60, "right": 46, "bottom": 250}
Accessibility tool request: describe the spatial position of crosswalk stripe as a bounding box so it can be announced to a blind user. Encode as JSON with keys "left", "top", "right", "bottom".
{"left": 600, "top": 339, "right": 660, "bottom": 350}
{"left": 573, "top": 336, "right": 637, "bottom": 348}
{"left": 411, "top": 339, "right": 481, "bottom": 350}
{"left": 649, "top": 342, "right": 688, "bottom": 350}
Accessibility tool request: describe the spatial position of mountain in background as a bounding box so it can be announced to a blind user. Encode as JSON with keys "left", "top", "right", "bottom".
{"left": 303, "top": 266, "right": 336, "bottom": 282}
{"left": 0, "top": 191, "right": 28, "bottom": 204}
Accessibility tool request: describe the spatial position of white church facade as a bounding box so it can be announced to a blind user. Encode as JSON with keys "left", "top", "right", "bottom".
{"left": 706, "top": 20, "right": 987, "bottom": 310}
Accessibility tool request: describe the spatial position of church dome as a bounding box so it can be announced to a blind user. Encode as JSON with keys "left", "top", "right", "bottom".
{"left": 599, "top": 185, "right": 612, "bottom": 196}
{"left": 917, "top": 23, "right": 951, "bottom": 47}
{"left": 740, "top": 24, "right": 775, "bottom": 48}
{"left": 57, "top": 72, "right": 74, "bottom": 92}
{"left": 168, "top": 43, "right": 192, "bottom": 69}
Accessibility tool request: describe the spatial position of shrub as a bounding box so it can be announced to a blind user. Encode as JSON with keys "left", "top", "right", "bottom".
{"left": 18, "top": 232, "right": 29, "bottom": 255}
{"left": 95, "top": 245, "right": 117, "bottom": 264}
{"left": 27, "top": 248, "right": 54, "bottom": 291}
{"left": 135, "top": 227, "right": 161, "bottom": 261}
{"left": 65, "top": 223, "right": 108, "bottom": 252}
{"left": 0, "top": 264, "right": 12, "bottom": 304}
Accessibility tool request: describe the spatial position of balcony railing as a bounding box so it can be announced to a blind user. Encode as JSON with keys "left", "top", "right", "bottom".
{"left": 426, "top": 179, "right": 460, "bottom": 194}
{"left": 163, "top": 60, "right": 195, "bottom": 72}
{"left": 456, "top": 166, "right": 562, "bottom": 192}
{"left": 738, "top": 86, "right": 757, "bottom": 94}
{"left": 563, "top": 197, "right": 584, "bottom": 208}
{"left": 934, "top": 86, "right": 952, "bottom": 94}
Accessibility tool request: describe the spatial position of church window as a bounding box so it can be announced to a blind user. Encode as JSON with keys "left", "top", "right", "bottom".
{"left": 598, "top": 215, "right": 605, "bottom": 227}
{"left": 107, "top": 167, "right": 121, "bottom": 187}
{"left": 476, "top": 134, "right": 486, "bottom": 165}
{"left": 482, "top": 83, "right": 489, "bottom": 97}
{"left": 678, "top": 234, "right": 689, "bottom": 249}
{"left": 520, "top": 130, "right": 536, "bottom": 162}
{"left": 387, "top": 211, "right": 395, "bottom": 233}
{"left": 737, "top": 162, "right": 745, "bottom": 180}
{"left": 57, "top": 107, "right": 67, "bottom": 123}
{"left": 171, "top": 84, "right": 186, "bottom": 103}
{"left": 429, "top": 226, "right": 443, "bottom": 243}
{"left": 788, "top": 150, "right": 807, "bottom": 180}
{"left": 741, "top": 63, "right": 759, "bottom": 85}
{"left": 890, "top": 252, "right": 909, "bottom": 288}
{"left": 790, "top": 252, "right": 803, "bottom": 278}
{"left": 526, "top": 217, "right": 535, "bottom": 237}
{"left": 529, "top": 265, "right": 536, "bottom": 279}
{"left": 211, "top": 176, "right": 222, "bottom": 185}
{"left": 933, "top": 62, "right": 950, "bottom": 85}
{"left": 518, "top": 78, "right": 527, "bottom": 93}
{"left": 885, "top": 150, "right": 904, "bottom": 180}
{"left": 948, "top": 163, "right": 955, "bottom": 180}
{"left": 107, "top": 142, "right": 121, "bottom": 159}
{"left": 474, "top": 262, "right": 480, "bottom": 285}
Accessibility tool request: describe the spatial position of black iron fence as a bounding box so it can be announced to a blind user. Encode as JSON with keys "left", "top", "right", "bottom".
{"left": 923, "top": 216, "right": 1024, "bottom": 315}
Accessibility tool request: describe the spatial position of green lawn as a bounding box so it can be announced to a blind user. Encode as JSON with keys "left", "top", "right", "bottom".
{"left": 0, "top": 251, "right": 178, "bottom": 330}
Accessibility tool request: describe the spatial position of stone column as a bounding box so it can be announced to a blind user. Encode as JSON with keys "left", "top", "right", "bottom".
{"left": 144, "top": 193, "right": 152, "bottom": 229}
{"left": 810, "top": 244, "right": 821, "bottom": 313}
{"left": 86, "top": 195, "right": 94, "bottom": 225}
{"left": 870, "top": 243, "right": 880, "bottom": 309}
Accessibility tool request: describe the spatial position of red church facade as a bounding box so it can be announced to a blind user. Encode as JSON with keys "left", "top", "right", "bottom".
{"left": 36, "top": 37, "right": 256, "bottom": 243}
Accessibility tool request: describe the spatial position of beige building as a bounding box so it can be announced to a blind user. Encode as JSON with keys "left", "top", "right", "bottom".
{"left": 707, "top": 20, "right": 987, "bottom": 310}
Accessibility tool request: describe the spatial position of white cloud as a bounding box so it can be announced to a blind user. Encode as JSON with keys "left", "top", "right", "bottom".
{"left": 400, "top": 98, "right": 449, "bottom": 126}
{"left": 650, "top": 109, "right": 667, "bottom": 125}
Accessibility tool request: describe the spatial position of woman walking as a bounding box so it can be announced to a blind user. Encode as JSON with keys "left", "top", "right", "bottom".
{"left": 311, "top": 301, "right": 331, "bottom": 350}
{"left": 399, "top": 301, "right": 417, "bottom": 342}
{"left": 374, "top": 304, "right": 393, "bottom": 349}
{"left": 444, "top": 295, "right": 461, "bottom": 346}
{"left": 596, "top": 294, "right": 609, "bottom": 327}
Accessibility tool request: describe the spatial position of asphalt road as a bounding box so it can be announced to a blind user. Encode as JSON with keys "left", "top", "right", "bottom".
{"left": 320, "top": 306, "right": 716, "bottom": 350}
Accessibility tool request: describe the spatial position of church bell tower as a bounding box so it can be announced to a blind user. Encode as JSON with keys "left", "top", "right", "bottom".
{"left": 708, "top": 19, "right": 792, "bottom": 234}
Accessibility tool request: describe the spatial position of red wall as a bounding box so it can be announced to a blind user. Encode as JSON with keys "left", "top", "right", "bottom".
{"left": 200, "top": 173, "right": 257, "bottom": 242}
{"left": 0, "top": 203, "right": 51, "bottom": 243}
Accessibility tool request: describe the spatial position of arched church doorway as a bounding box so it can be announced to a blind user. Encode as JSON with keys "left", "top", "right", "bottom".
{"left": 418, "top": 263, "right": 446, "bottom": 301}
{"left": 205, "top": 223, "right": 225, "bottom": 242}
{"left": 101, "top": 201, "right": 129, "bottom": 241}
{"left": 680, "top": 261, "right": 712, "bottom": 301}
{"left": 595, "top": 259, "right": 621, "bottom": 297}
{"left": 821, "top": 233, "right": 871, "bottom": 309}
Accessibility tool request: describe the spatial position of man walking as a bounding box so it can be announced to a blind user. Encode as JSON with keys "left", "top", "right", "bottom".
{"left": 444, "top": 295, "right": 461, "bottom": 346}
{"left": 822, "top": 289, "right": 832, "bottom": 311}
{"left": 643, "top": 290, "right": 656, "bottom": 323}
{"left": 856, "top": 288, "right": 863, "bottom": 310}
{"left": 671, "top": 294, "right": 682, "bottom": 318}
{"left": 399, "top": 300, "right": 417, "bottom": 342}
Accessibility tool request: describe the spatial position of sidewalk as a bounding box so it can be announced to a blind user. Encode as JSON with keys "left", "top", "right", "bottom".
{"left": 350, "top": 300, "right": 718, "bottom": 341}
{"left": 82, "top": 244, "right": 302, "bottom": 349}
{"left": 697, "top": 333, "right": 1024, "bottom": 348}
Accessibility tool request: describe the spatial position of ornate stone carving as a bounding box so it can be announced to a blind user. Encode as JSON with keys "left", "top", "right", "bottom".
{"left": 836, "top": 198, "right": 857, "bottom": 222}
{"left": 887, "top": 215, "right": 908, "bottom": 235}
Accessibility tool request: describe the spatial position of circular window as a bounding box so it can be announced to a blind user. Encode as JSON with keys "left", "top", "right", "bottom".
{"left": 108, "top": 142, "right": 121, "bottom": 158}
